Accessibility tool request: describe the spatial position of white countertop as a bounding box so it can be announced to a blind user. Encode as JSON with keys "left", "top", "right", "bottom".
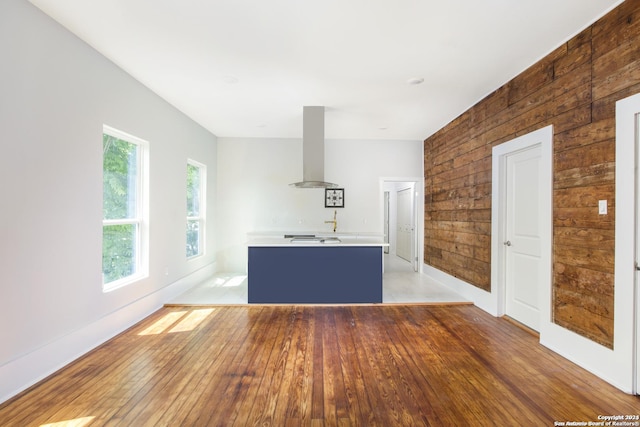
{"left": 247, "top": 233, "right": 388, "bottom": 247}
{"left": 247, "top": 231, "right": 384, "bottom": 238}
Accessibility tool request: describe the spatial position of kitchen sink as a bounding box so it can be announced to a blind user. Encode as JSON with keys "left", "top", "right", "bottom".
{"left": 319, "top": 237, "right": 341, "bottom": 244}
{"left": 288, "top": 235, "right": 341, "bottom": 244}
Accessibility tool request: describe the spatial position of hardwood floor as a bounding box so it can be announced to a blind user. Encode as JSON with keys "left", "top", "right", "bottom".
{"left": 1, "top": 305, "right": 638, "bottom": 426}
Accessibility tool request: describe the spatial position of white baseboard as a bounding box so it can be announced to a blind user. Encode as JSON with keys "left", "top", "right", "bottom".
{"left": 0, "top": 262, "right": 216, "bottom": 404}
{"left": 540, "top": 320, "right": 634, "bottom": 394}
{"left": 422, "top": 262, "right": 635, "bottom": 394}
{"left": 422, "top": 264, "right": 497, "bottom": 315}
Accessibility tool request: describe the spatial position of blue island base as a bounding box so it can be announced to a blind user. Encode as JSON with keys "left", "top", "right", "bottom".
{"left": 248, "top": 246, "right": 383, "bottom": 304}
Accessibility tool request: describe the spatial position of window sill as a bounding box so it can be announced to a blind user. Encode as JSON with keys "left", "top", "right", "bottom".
{"left": 102, "top": 272, "right": 148, "bottom": 293}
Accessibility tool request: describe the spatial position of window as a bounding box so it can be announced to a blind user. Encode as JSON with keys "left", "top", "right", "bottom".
{"left": 102, "top": 125, "right": 148, "bottom": 290}
{"left": 186, "top": 160, "right": 206, "bottom": 258}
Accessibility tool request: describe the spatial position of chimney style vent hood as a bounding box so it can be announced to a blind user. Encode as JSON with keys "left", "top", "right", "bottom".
{"left": 289, "top": 106, "right": 339, "bottom": 189}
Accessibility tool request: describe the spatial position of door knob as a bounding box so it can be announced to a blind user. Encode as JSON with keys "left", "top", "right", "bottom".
{"left": 503, "top": 240, "right": 512, "bottom": 246}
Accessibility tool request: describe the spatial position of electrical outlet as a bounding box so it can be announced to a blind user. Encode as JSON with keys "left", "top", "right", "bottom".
{"left": 598, "top": 200, "right": 607, "bottom": 215}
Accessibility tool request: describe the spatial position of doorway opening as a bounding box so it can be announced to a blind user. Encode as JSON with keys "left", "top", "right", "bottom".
{"left": 381, "top": 179, "right": 421, "bottom": 272}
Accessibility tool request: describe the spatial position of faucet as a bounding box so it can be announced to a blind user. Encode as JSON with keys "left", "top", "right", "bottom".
{"left": 324, "top": 210, "right": 337, "bottom": 232}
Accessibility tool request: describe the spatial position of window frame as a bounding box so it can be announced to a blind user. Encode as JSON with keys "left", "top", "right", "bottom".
{"left": 102, "top": 125, "right": 149, "bottom": 292}
{"left": 186, "top": 159, "right": 206, "bottom": 259}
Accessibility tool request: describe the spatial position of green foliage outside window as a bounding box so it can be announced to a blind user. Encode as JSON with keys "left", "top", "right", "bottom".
{"left": 102, "top": 224, "right": 137, "bottom": 283}
{"left": 103, "top": 134, "right": 140, "bottom": 284}
{"left": 186, "top": 163, "right": 200, "bottom": 217}
{"left": 186, "top": 220, "right": 200, "bottom": 258}
{"left": 186, "top": 163, "right": 202, "bottom": 258}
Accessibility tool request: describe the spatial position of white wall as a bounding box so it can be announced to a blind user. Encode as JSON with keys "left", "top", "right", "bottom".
{"left": 216, "top": 137, "right": 422, "bottom": 272}
{"left": 0, "top": 0, "right": 217, "bottom": 402}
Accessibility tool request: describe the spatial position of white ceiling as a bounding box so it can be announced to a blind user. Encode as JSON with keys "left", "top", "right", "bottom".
{"left": 30, "top": 0, "right": 622, "bottom": 141}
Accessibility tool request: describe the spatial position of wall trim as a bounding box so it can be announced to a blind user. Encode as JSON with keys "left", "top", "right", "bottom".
{"left": 0, "top": 262, "right": 216, "bottom": 404}
{"left": 612, "top": 92, "right": 640, "bottom": 394}
{"left": 540, "top": 324, "right": 630, "bottom": 393}
{"left": 491, "top": 126, "right": 553, "bottom": 328}
{"left": 487, "top": 124, "right": 636, "bottom": 392}
{"left": 422, "top": 264, "right": 497, "bottom": 315}
{"left": 423, "top": 262, "right": 633, "bottom": 393}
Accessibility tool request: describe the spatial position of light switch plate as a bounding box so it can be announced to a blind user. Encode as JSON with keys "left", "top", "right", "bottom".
{"left": 598, "top": 200, "right": 607, "bottom": 215}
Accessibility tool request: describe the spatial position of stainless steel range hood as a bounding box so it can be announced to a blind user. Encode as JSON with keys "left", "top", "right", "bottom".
{"left": 289, "top": 106, "right": 339, "bottom": 189}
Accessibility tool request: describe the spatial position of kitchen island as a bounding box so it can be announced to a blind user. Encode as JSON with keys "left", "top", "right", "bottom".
{"left": 247, "top": 234, "right": 387, "bottom": 304}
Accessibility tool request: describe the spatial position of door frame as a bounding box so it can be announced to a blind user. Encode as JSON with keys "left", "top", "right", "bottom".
{"left": 615, "top": 92, "right": 640, "bottom": 394}
{"left": 383, "top": 191, "right": 390, "bottom": 254}
{"left": 491, "top": 125, "right": 553, "bottom": 324}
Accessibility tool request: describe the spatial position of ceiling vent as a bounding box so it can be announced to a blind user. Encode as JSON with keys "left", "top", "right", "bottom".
{"left": 289, "top": 106, "right": 339, "bottom": 189}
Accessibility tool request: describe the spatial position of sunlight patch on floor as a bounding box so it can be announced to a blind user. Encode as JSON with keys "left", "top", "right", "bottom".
{"left": 170, "top": 272, "right": 248, "bottom": 305}
{"left": 169, "top": 308, "right": 215, "bottom": 333}
{"left": 138, "top": 311, "right": 187, "bottom": 335}
{"left": 212, "top": 275, "right": 247, "bottom": 287}
{"left": 40, "top": 416, "right": 95, "bottom": 427}
{"left": 138, "top": 309, "right": 215, "bottom": 335}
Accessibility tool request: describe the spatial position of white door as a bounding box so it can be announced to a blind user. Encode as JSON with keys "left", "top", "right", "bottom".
{"left": 505, "top": 145, "right": 542, "bottom": 331}
{"left": 396, "top": 187, "right": 413, "bottom": 263}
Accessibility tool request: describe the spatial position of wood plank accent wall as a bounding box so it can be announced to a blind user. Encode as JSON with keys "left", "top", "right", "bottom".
{"left": 423, "top": 0, "right": 640, "bottom": 349}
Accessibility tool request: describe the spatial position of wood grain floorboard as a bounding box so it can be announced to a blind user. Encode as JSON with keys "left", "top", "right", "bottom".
{"left": 0, "top": 304, "right": 638, "bottom": 426}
